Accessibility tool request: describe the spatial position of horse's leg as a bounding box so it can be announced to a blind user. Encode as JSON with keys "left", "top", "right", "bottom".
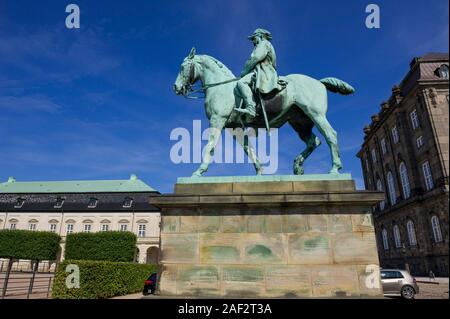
{"left": 231, "top": 128, "right": 263, "bottom": 175}
{"left": 289, "top": 120, "right": 321, "bottom": 175}
{"left": 310, "top": 114, "right": 342, "bottom": 174}
{"left": 192, "top": 118, "right": 225, "bottom": 177}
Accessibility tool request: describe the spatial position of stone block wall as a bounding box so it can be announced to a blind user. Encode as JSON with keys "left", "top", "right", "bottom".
{"left": 158, "top": 205, "right": 382, "bottom": 298}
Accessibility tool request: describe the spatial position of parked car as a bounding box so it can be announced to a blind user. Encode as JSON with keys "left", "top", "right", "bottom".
{"left": 143, "top": 272, "right": 157, "bottom": 295}
{"left": 380, "top": 269, "right": 419, "bottom": 299}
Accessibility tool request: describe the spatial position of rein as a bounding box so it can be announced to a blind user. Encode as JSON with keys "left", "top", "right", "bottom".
{"left": 183, "top": 62, "right": 240, "bottom": 99}
{"left": 184, "top": 78, "right": 240, "bottom": 99}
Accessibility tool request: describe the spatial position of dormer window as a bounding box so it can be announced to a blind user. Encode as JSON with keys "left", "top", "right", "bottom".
{"left": 123, "top": 197, "right": 133, "bottom": 208}
{"left": 54, "top": 197, "right": 65, "bottom": 209}
{"left": 438, "top": 64, "right": 449, "bottom": 79}
{"left": 14, "top": 197, "right": 25, "bottom": 208}
{"left": 88, "top": 198, "right": 98, "bottom": 208}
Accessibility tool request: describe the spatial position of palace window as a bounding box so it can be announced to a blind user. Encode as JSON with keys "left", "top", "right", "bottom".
{"left": 438, "top": 64, "right": 449, "bottom": 79}
{"left": 410, "top": 109, "right": 420, "bottom": 130}
{"left": 376, "top": 179, "right": 385, "bottom": 210}
{"left": 138, "top": 224, "right": 146, "bottom": 237}
{"left": 88, "top": 198, "right": 98, "bottom": 208}
{"left": 386, "top": 171, "right": 397, "bottom": 205}
{"left": 371, "top": 149, "right": 377, "bottom": 163}
{"left": 399, "top": 162, "right": 411, "bottom": 199}
{"left": 54, "top": 197, "right": 65, "bottom": 209}
{"left": 431, "top": 216, "right": 443, "bottom": 243}
{"left": 393, "top": 225, "right": 402, "bottom": 248}
{"left": 407, "top": 220, "right": 417, "bottom": 246}
{"left": 422, "top": 161, "right": 434, "bottom": 191}
{"left": 391, "top": 126, "right": 399, "bottom": 144}
{"left": 416, "top": 136, "right": 424, "bottom": 149}
{"left": 101, "top": 224, "right": 109, "bottom": 232}
{"left": 381, "top": 138, "right": 387, "bottom": 155}
{"left": 9, "top": 223, "right": 16, "bottom": 230}
{"left": 120, "top": 224, "right": 128, "bottom": 232}
{"left": 66, "top": 223, "right": 74, "bottom": 235}
{"left": 49, "top": 223, "right": 57, "bottom": 233}
{"left": 14, "top": 197, "right": 25, "bottom": 208}
{"left": 382, "top": 229, "right": 389, "bottom": 250}
{"left": 28, "top": 223, "right": 37, "bottom": 231}
{"left": 83, "top": 224, "right": 92, "bottom": 233}
{"left": 123, "top": 197, "right": 133, "bottom": 208}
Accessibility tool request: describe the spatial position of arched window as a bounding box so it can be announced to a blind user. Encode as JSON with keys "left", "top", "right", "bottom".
{"left": 28, "top": 219, "right": 38, "bottom": 231}
{"left": 438, "top": 64, "right": 449, "bottom": 79}
{"left": 386, "top": 171, "right": 397, "bottom": 205}
{"left": 422, "top": 161, "right": 434, "bottom": 191}
{"left": 399, "top": 162, "right": 411, "bottom": 199}
{"left": 100, "top": 219, "right": 110, "bottom": 232}
{"left": 376, "top": 179, "right": 386, "bottom": 210}
{"left": 8, "top": 218, "right": 18, "bottom": 230}
{"left": 393, "top": 225, "right": 402, "bottom": 248}
{"left": 382, "top": 229, "right": 389, "bottom": 250}
{"left": 431, "top": 215, "right": 443, "bottom": 243}
{"left": 407, "top": 220, "right": 417, "bottom": 246}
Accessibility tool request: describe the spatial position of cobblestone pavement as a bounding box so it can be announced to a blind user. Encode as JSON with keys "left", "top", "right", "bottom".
{"left": 415, "top": 282, "right": 449, "bottom": 299}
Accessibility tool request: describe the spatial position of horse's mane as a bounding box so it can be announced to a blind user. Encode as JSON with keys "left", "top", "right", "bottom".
{"left": 198, "top": 54, "right": 235, "bottom": 78}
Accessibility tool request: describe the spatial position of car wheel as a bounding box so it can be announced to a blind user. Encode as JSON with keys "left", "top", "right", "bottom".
{"left": 401, "top": 285, "right": 415, "bottom": 299}
{"left": 142, "top": 289, "right": 149, "bottom": 296}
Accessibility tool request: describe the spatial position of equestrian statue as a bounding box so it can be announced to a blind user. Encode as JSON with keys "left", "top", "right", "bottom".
{"left": 173, "top": 28, "right": 355, "bottom": 177}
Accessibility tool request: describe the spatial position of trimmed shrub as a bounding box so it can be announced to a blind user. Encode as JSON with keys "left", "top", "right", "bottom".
{"left": 0, "top": 229, "right": 61, "bottom": 260}
{"left": 52, "top": 260, "right": 158, "bottom": 299}
{"left": 65, "top": 231, "right": 137, "bottom": 262}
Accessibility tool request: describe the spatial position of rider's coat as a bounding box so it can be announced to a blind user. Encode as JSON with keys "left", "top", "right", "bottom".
{"left": 240, "top": 39, "right": 279, "bottom": 94}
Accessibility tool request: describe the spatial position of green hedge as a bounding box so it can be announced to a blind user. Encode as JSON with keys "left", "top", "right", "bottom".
{"left": 65, "top": 231, "right": 137, "bottom": 262}
{"left": 52, "top": 260, "right": 158, "bottom": 299}
{"left": 0, "top": 229, "right": 61, "bottom": 260}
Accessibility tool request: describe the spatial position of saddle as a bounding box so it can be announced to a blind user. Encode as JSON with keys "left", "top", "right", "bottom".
{"left": 241, "top": 78, "right": 288, "bottom": 126}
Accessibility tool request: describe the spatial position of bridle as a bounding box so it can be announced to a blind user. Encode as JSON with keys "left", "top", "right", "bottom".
{"left": 181, "top": 60, "right": 240, "bottom": 99}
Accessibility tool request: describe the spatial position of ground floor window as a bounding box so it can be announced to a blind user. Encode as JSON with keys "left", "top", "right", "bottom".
{"left": 138, "top": 224, "right": 146, "bottom": 237}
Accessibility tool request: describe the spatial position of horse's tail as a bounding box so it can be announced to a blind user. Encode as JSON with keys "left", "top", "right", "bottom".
{"left": 320, "top": 77, "right": 355, "bottom": 95}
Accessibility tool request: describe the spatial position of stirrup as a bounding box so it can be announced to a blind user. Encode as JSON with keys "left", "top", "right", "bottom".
{"left": 234, "top": 107, "right": 256, "bottom": 117}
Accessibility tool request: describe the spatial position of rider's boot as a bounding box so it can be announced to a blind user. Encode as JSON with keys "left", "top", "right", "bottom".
{"left": 234, "top": 103, "right": 256, "bottom": 118}
{"left": 235, "top": 103, "right": 256, "bottom": 123}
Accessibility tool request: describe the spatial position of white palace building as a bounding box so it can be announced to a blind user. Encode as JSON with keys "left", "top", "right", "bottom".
{"left": 0, "top": 175, "right": 161, "bottom": 272}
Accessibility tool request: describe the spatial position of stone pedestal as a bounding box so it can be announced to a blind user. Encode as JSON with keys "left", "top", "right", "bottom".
{"left": 150, "top": 174, "right": 384, "bottom": 298}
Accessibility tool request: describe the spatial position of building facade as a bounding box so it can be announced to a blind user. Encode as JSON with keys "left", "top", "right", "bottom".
{"left": 0, "top": 175, "right": 161, "bottom": 272}
{"left": 357, "top": 53, "right": 449, "bottom": 276}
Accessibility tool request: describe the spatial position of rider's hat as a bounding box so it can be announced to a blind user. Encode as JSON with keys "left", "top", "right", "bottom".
{"left": 248, "top": 28, "right": 272, "bottom": 41}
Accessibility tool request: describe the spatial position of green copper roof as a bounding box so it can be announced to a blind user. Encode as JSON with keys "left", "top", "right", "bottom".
{"left": 0, "top": 174, "right": 157, "bottom": 193}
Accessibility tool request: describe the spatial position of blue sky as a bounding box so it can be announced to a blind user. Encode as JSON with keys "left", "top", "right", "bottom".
{"left": 0, "top": 0, "right": 448, "bottom": 193}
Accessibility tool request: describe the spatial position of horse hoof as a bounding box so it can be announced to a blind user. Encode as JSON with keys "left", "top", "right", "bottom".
{"left": 293, "top": 165, "right": 304, "bottom": 175}
{"left": 328, "top": 169, "right": 340, "bottom": 175}
{"left": 192, "top": 171, "right": 202, "bottom": 177}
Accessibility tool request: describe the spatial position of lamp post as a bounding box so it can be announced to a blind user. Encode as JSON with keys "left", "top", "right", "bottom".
{"left": 401, "top": 244, "right": 410, "bottom": 273}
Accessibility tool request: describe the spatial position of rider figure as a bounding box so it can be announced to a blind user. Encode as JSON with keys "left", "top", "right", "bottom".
{"left": 234, "top": 28, "right": 282, "bottom": 120}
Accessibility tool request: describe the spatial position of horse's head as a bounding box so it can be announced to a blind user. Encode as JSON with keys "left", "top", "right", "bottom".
{"left": 173, "top": 47, "right": 199, "bottom": 96}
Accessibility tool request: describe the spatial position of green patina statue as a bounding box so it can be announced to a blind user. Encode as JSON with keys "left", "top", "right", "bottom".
{"left": 234, "top": 28, "right": 285, "bottom": 121}
{"left": 174, "top": 28, "right": 355, "bottom": 177}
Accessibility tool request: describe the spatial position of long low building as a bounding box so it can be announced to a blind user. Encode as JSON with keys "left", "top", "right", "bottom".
{"left": 0, "top": 175, "right": 161, "bottom": 272}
